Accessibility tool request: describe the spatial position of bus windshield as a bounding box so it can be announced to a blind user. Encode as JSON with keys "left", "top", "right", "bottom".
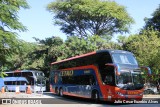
{"left": 116, "top": 72, "right": 144, "bottom": 90}
{"left": 35, "top": 77, "right": 46, "bottom": 86}
{"left": 112, "top": 53, "right": 138, "bottom": 65}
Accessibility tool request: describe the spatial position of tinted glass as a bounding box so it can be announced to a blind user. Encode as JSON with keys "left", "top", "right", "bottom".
{"left": 112, "top": 53, "right": 138, "bottom": 65}
{"left": 116, "top": 72, "right": 144, "bottom": 90}
{"left": 62, "top": 75, "right": 95, "bottom": 85}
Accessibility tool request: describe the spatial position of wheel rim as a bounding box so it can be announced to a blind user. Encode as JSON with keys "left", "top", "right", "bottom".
{"left": 55, "top": 88, "right": 58, "bottom": 94}
{"left": 92, "top": 91, "right": 99, "bottom": 102}
{"left": 95, "top": 92, "right": 98, "bottom": 99}
{"left": 60, "top": 89, "right": 63, "bottom": 96}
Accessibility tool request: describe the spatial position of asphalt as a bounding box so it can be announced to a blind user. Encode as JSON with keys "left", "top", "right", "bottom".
{"left": 143, "top": 94, "right": 160, "bottom": 98}
{"left": 0, "top": 92, "right": 159, "bottom": 107}
{"left": 0, "top": 92, "right": 160, "bottom": 98}
{"left": 0, "top": 92, "right": 44, "bottom": 98}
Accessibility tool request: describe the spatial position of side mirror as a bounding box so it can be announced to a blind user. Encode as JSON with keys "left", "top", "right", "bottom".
{"left": 105, "top": 63, "right": 120, "bottom": 75}
{"left": 140, "top": 66, "right": 151, "bottom": 76}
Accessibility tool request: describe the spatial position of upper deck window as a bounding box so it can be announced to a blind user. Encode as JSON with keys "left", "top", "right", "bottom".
{"left": 35, "top": 72, "right": 44, "bottom": 76}
{"left": 112, "top": 53, "right": 138, "bottom": 65}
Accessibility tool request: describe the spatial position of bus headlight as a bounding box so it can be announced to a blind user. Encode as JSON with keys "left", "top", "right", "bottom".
{"left": 117, "top": 92, "right": 124, "bottom": 96}
{"left": 139, "top": 92, "right": 143, "bottom": 96}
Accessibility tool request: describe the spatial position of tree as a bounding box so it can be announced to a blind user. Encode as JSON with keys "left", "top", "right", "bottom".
{"left": 25, "top": 36, "right": 64, "bottom": 72}
{"left": 47, "top": 0, "right": 134, "bottom": 38}
{"left": 144, "top": 5, "right": 160, "bottom": 31}
{"left": 61, "top": 35, "right": 121, "bottom": 59}
{"left": 0, "top": 0, "right": 29, "bottom": 77}
{"left": 10, "top": 40, "right": 37, "bottom": 70}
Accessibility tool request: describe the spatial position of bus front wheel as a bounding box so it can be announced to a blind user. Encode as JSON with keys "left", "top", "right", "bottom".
{"left": 55, "top": 87, "right": 59, "bottom": 95}
{"left": 92, "top": 90, "right": 99, "bottom": 102}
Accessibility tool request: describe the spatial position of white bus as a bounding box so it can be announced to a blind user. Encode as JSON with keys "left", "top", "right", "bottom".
{"left": 0, "top": 78, "right": 5, "bottom": 91}
{"left": 3, "top": 77, "right": 29, "bottom": 91}
{"left": 3, "top": 70, "right": 46, "bottom": 92}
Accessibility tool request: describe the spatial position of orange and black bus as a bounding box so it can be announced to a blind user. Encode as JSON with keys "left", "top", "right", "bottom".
{"left": 49, "top": 50, "right": 151, "bottom": 102}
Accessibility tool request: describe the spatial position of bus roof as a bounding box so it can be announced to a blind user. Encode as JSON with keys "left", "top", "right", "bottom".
{"left": 5, "top": 70, "right": 44, "bottom": 73}
{"left": 96, "top": 49, "right": 132, "bottom": 54}
{"left": 51, "top": 51, "right": 96, "bottom": 65}
{"left": 3, "top": 77, "right": 28, "bottom": 82}
{"left": 51, "top": 49, "right": 132, "bottom": 65}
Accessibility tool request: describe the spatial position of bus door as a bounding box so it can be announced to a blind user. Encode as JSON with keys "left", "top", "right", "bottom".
{"left": 104, "top": 74, "right": 115, "bottom": 98}
{"left": 102, "top": 66, "right": 115, "bottom": 100}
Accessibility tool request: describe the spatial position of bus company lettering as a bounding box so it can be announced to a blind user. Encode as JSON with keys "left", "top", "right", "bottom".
{"left": 61, "top": 70, "right": 73, "bottom": 76}
{"left": 127, "top": 91, "right": 138, "bottom": 95}
{"left": 84, "top": 70, "right": 90, "bottom": 74}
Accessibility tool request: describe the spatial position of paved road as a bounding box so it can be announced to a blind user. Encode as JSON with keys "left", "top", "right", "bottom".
{"left": 0, "top": 92, "right": 160, "bottom": 107}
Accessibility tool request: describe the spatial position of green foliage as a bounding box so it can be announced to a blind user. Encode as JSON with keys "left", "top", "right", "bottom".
{"left": 47, "top": 0, "right": 134, "bottom": 38}
{"left": 144, "top": 5, "right": 160, "bottom": 32}
{"left": 0, "top": 0, "right": 29, "bottom": 31}
{"left": 22, "top": 36, "right": 64, "bottom": 72}
{"left": 10, "top": 41, "right": 37, "bottom": 70}
{"left": 60, "top": 35, "right": 120, "bottom": 59}
{"left": 0, "top": 32, "right": 17, "bottom": 66}
{"left": 0, "top": 0, "right": 29, "bottom": 77}
{"left": 0, "top": 66, "right": 7, "bottom": 78}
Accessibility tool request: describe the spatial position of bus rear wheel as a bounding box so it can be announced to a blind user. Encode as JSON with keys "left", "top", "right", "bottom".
{"left": 92, "top": 91, "right": 99, "bottom": 102}
{"left": 59, "top": 88, "right": 63, "bottom": 97}
{"left": 5, "top": 86, "right": 8, "bottom": 92}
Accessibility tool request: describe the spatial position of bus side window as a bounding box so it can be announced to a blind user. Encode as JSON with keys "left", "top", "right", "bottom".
{"left": 104, "top": 72, "right": 115, "bottom": 86}
{"left": 50, "top": 71, "right": 55, "bottom": 84}
{"left": 89, "top": 75, "right": 96, "bottom": 85}
{"left": 104, "top": 75, "right": 113, "bottom": 84}
{"left": 17, "top": 81, "right": 20, "bottom": 85}
{"left": 4, "top": 81, "right": 7, "bottom": 85}
{"left": 14, "top": 72, "right": 21, "bottom": 77}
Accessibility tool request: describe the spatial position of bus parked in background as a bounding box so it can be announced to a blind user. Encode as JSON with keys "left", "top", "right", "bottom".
{"left": 2, "top": 70, "right": 46, "bottom": 92}
{"left": 50, "top": 50, "right": 151, "bottom": 102}
{"left": 0, "top": 78, "right": 4, "bottom": 91}
{"left": 3, "top": 77, "right": 29, "bottom": 92}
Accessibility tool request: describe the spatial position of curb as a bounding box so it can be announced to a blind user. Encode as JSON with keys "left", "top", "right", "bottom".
{"left": 0, "top": 92, "right": 44, "bottom": 98}
{"left": 143, "top": 95, "right": 160, "bottom": 98}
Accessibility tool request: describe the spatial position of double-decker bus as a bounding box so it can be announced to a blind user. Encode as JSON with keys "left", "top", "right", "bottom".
{"left": 49, "top": 50, "right": 151, "bottom": 102}
{"left": 2, "top": 70, "right": 46, "bottom": 92}
{"left": 3, "top": 77, "right": 29, "bottom": 92}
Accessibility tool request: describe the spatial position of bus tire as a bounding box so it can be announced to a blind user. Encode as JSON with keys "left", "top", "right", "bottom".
{"left": 91, "top": 90, "right": 99, "bottom": 103}
{"left": 59, "top": 88, "right": 63, "bottom": 97}
{"left": 55, "top": 87, "right": 59, "bottom": 95}
{"left": 5, "top": 86, "right": 8, "bottom": 92}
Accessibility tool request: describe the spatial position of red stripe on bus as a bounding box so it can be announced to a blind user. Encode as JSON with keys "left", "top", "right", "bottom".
{"left": 61, "top": 65, "right": 97, "bottom": 71}
{"left": 63, "top": 92, "right": 90, "bottom": 99}
{"left": 51, "top": 51, "right": 96, "bottom": 65}
{"left": 50, "top": 85, "right": 55, "bottom": 93}
{"left": 14, "top": 70, "right": 21, "bottom": 73}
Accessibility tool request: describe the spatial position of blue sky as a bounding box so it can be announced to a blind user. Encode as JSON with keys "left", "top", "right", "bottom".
{"left": 18, "top": 0, "right": 160, "bottom": 42}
